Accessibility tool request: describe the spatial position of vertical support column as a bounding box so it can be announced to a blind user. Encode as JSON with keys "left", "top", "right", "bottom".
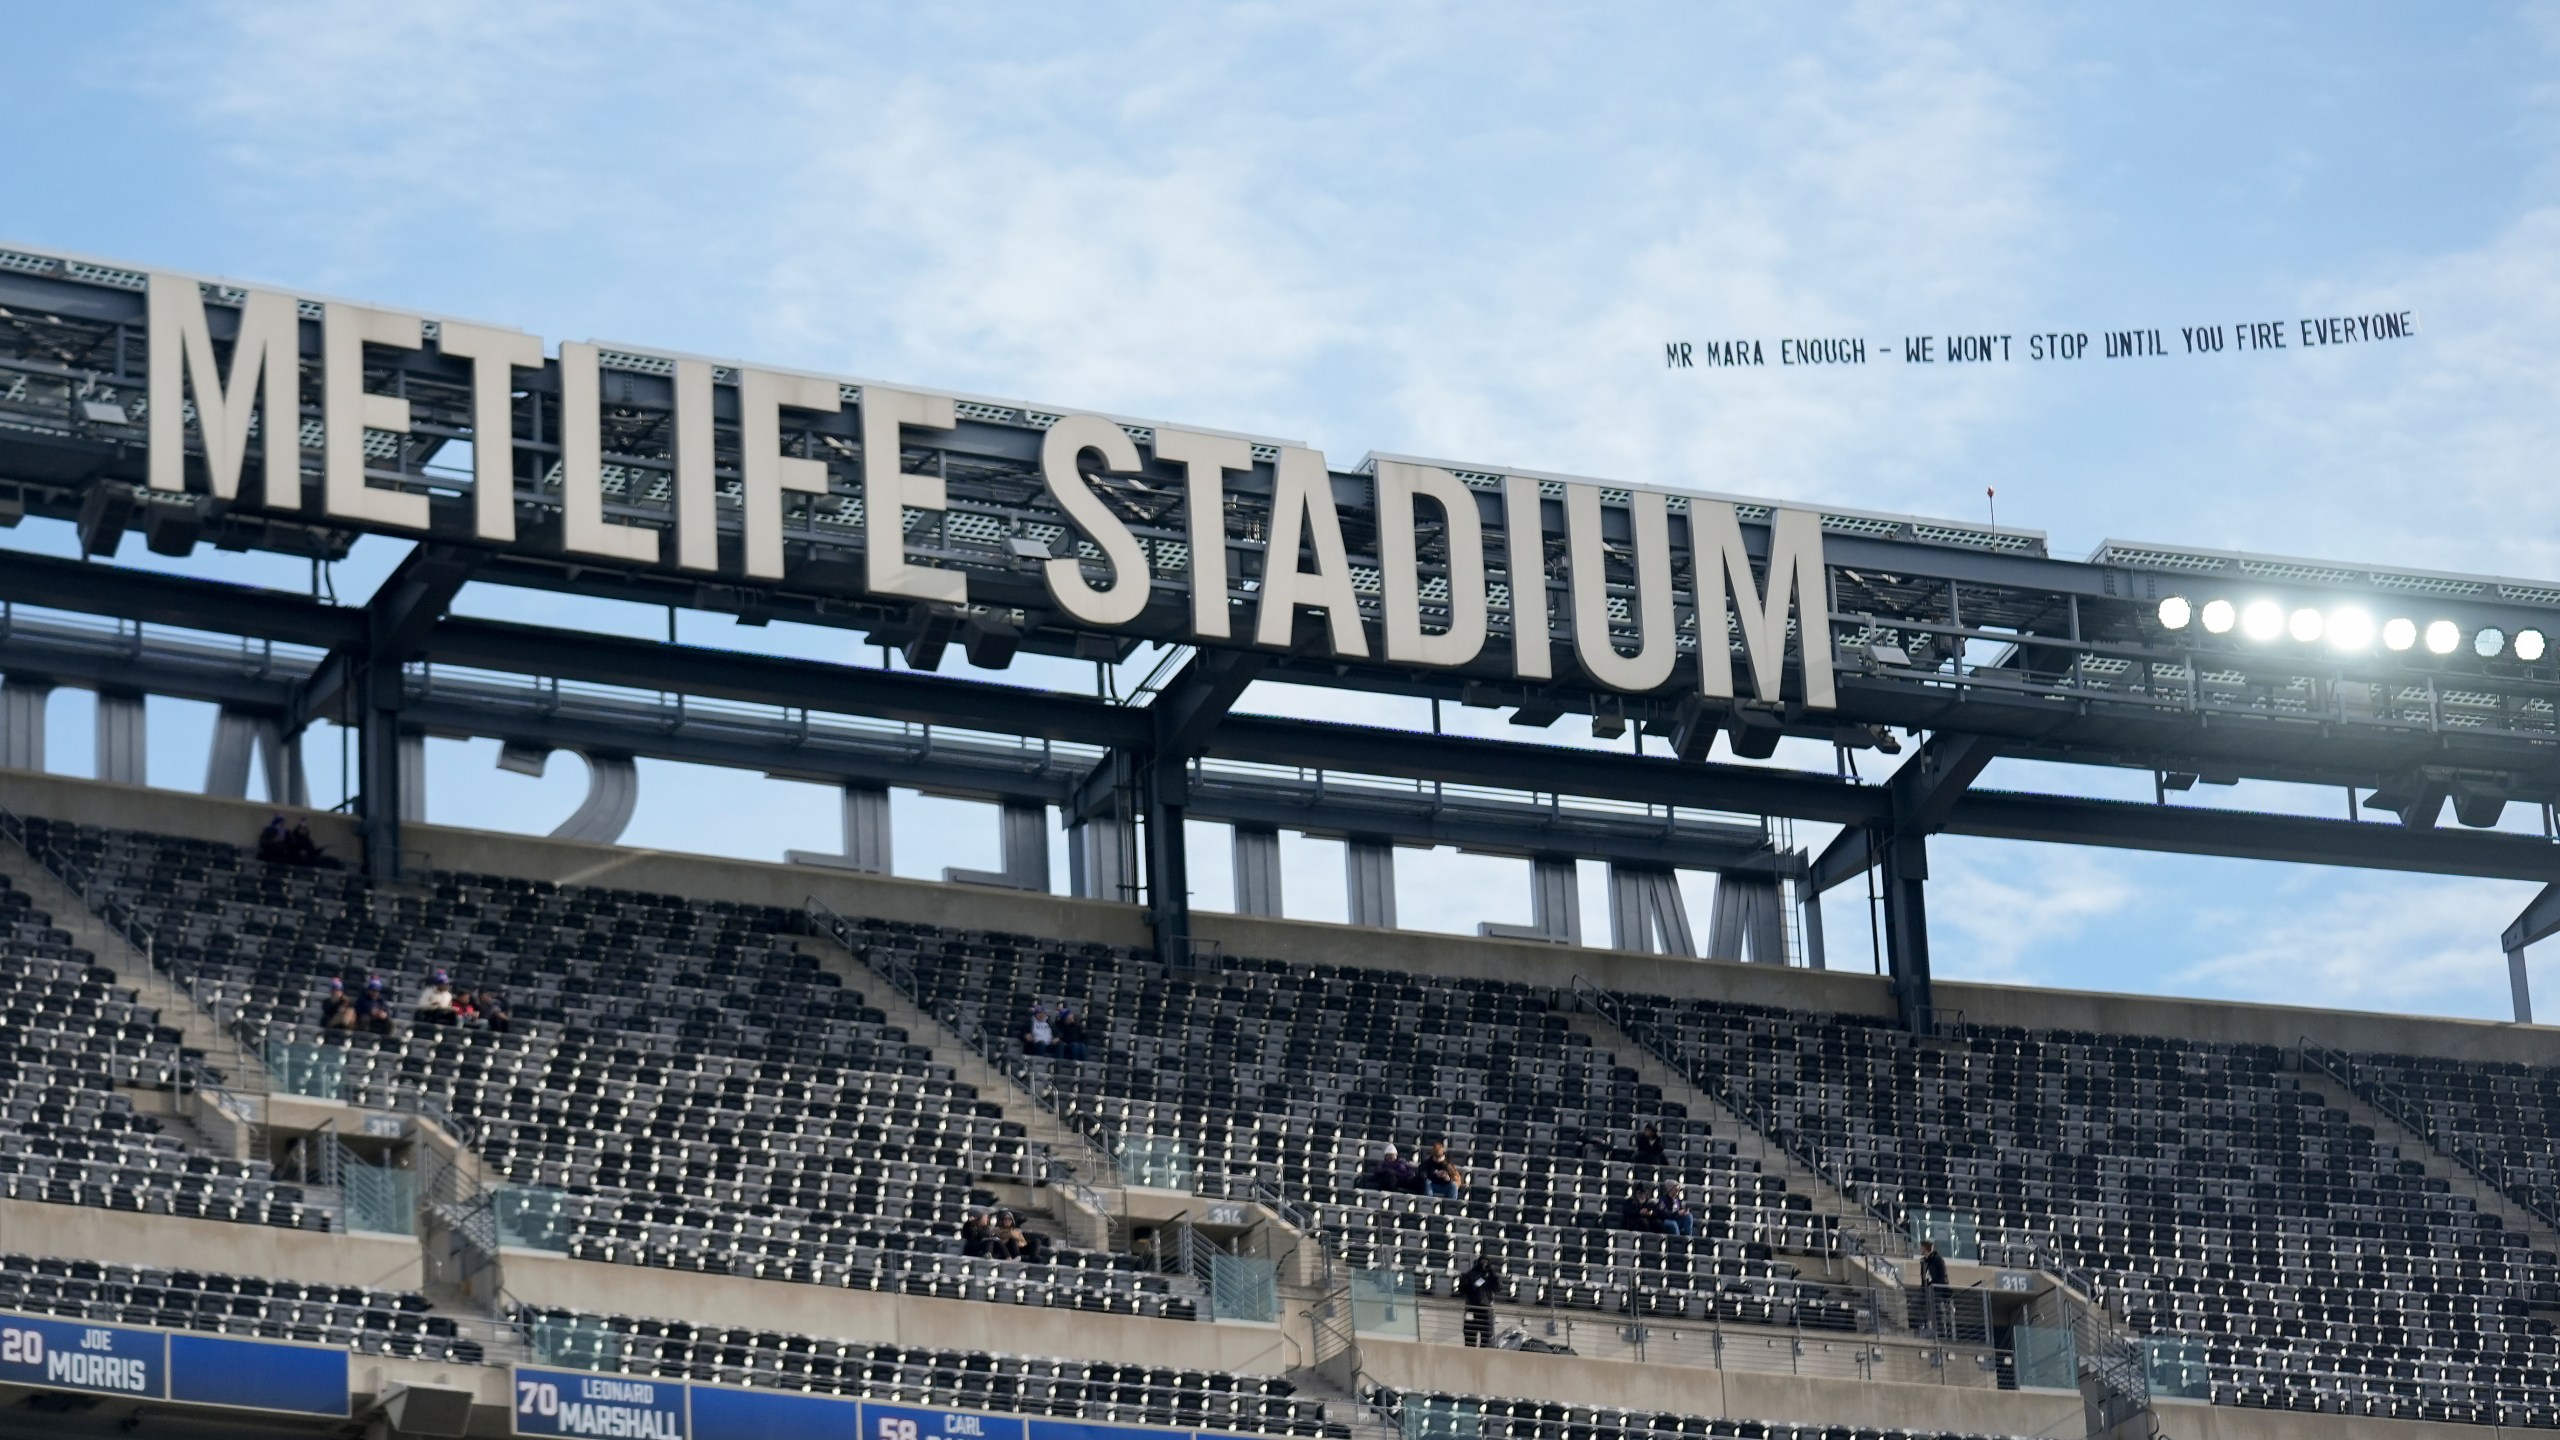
{"left": 842, "top": 785, "right": 891, "bottom": 875}
{"left": 1880, "top": 830, "right": 1933, "bottom": 1033}
{"left": 999, "top": 803, "right": 1049, "bottom": 890}
{"left": 357, "top": 660, "right": 404, "bottom": 884}
{"left": 1531, "top": 857, "right": 1581, "bottom": 945}
{"left": 1070, "top": 815, "right": 1133, "bottom": 902}
{"left": 1345, "top": 840, "right": 1397, "bottom": 929}
{"left": 0, "top": 678, "right": 52, "bottom": 772}
{"left": 1145, "top": 752, "right": 1192, "bottom": 964}
{"left": 1231, "top": 826, "right": 1283, "bottom": 918}
{"left": 94, "top": 690, "right": 147, "bottom": 786}
{"left": 1800, "top": 881, "right": 1828, "bottom": 971}
{"left": 2509, "top": 945, "right": 2535, "bottom": 1026}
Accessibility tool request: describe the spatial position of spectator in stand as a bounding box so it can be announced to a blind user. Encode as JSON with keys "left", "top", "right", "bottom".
{"left": 1632, "top": 1123, "right": 1668, "bottom": 1167}
{"left": 1420, "top": 1141, "right": 1465, "bottom": 1200}
{"left": 478, "top": 990, "right": 513, "bottom": 1035}
{"left": 1458, "top": 1252, "right": 1506, "bottom": 1348}
{"left": 1359, "top": 1146, "right": 1421, "bottom": 1193}
{"left": 1023, "top": 1005, "right": 1056, "bottom": 1058}
{"left": 257, "top": 816, "right": 292, "bottom": 864}
{"left": 961, "top": 1209, "right": 998, "bottom": 1258}
{"left": 449, "top": 987, "right": 480, "bottom": 1026}
{"left": 282, "top": 820, "right": 342, "bottom": 869}
{"left": 415, "top": 971, "right": 457, "bottom": 1026}
{"left": 993, "top": 1209, "right": 1046, "bottom": 1262}
{"left": 1656, "top": 1181, "right": 1696, "bottom": 1237}
{"left": 1055, "top": 1004, "right": 1088, "bottom": 1062}
{"left": 319, "top": 980, "right": 356, "bottom": 1031}
{"left": 1919, "top": 1240, "right": 1951, "bottom": 1338}
{"left": 1618, "top": 1183, "right": 1659, "bottom": 1233}
{"left": 359, "top": 977, "right": 395, "bottom": 1037}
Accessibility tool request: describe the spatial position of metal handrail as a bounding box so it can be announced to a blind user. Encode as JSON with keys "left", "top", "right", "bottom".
{"left": 805, "top": 894, "right": 1117, "bottom": 1178}
{"left": 1567, "top": 974, "right": 1910, "bottom": 1258}
{"left": 2300, "top": 1035, "right": 2560, "bottom": 1235}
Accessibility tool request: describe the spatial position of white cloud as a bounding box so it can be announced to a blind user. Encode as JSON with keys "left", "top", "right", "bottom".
{"left": 2168, "top": 871, "right": 2535, "bottom": 1020}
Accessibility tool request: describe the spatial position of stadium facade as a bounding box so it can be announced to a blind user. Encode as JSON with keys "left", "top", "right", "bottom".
{"left": 0, "top": 244, "right": 2548, "bottom": 1437}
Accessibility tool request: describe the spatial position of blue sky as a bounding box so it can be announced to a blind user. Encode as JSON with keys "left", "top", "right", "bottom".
{"left": 5, "top": 3, "right": 2560, "bottom": 1019}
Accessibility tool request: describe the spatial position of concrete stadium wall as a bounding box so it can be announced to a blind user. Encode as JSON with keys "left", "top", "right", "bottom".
{"left": 0, "top": 765, "right": 2551, "bottom": 1059}
{"left": 499, "top": 1250, "right": 1294, "bottom": 1376}
{"left": 0, "top": 1196, "right": 423, "bottom": 1290}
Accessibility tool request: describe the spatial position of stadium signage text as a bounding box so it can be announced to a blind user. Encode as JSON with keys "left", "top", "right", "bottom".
{"left": 1666, "top": 309, "right": 2417, "bottom": 368}
{"left": 144, "top": 273, "right": 1836, "bottom": 708}
{"left": 0, "top": 1310, "right": 351, "bottom": 1416}
{"left": 512, "top": 1364, "right": 1260, "bottom": 1440}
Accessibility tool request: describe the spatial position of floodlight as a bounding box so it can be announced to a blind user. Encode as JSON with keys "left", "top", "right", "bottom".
{"left": 2288, "top": 608, "right": 2324, "bottom": 643}
{"left": 2326, "top": 607, "right": 2374, "bottom": 651}
{"left": 2519, "top": 629, "right": 2548, "bottom": 662}
{"left": 2241, "top": 600, "right": 2284, "bottom": 641}
{"left": 2475, "top": 627, "right": 2506, "bottom": 658}
{"left": 2425, "top": 620, "right": 2461, "bottom": 655}
{"left": 2382, "top": 617, "right": 2418, "bottom": 652}
{"left": 2156, "top": 596, "right": 2192, "bottom": 630}
{"left": 2200, "top": 599, "right": 2236, "bottom": 635}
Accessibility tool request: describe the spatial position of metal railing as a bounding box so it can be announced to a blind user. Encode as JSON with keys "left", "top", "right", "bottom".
{"left": 1567, "top": 975, "right": 1910, "bottom": 1259}
{"left": 2301, "top": 1035, "right": 2560, "bottom": 1237}
{"left": 805, "top": 894, "right": 1116, "bottom": 1183}
{"left": 1363, "top": 1275, "right": 2000, "bottom": 1387}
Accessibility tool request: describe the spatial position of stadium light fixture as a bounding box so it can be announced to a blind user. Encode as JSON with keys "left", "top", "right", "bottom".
{"left": 2425, "top": 620, "right": 2462, "bottom": 655}
{"left": 2519, "top": 629, "right": 2548, "bottom": 663}
{"left": 2200, "top": 599, "right": 2236, "bottom": 635}
{"left": 2288, "top": 608, "right": 2324, "bottom": 643}
{"left": 2327, "top": 607, "right": 2374, "bottom": 651}
{"left": 2241, "top": 600, "right": 2284, "bottom": 641}
{"left": 2382, "top": 617, "right": 2418, "bottom": 652}
{"left": 2156, "top": 596, "right": 2191, "bottom": 631}
{"left": 2476, "top": 627, "right": 2507, "bottom": 658}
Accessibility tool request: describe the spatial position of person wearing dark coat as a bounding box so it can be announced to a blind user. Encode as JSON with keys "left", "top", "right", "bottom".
{"left": 1632, "top": 1124, "right": 1668, "bottom": 1166}
{"left": 1458, "top": 1252, "right": 1506, "bottom": 1348}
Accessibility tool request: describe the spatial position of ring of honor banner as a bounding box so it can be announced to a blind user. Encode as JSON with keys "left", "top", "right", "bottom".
{"left": 0, "top": 1310, "right": 347, "bottom": 1416}
{"left": 512, "top": 1364, "right": 1268, "bottom": 1440}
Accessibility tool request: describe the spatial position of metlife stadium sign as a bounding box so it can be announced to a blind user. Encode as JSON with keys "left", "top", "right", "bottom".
{"left": 122, "top": 255, "right": 1841, "bottom": 710}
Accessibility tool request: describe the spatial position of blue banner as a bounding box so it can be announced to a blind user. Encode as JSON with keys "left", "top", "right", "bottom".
{"left": 692, "top": 1384, "right": 859, "bottom": 1440}
{"left": 862, "top": 1401, "right": 1027, "bottom": 1440}
{"left": 167, "top": 1333, "right": 349, "bottom": 1417}
{"left": 514, "top": 1365, "right": 688, "bottom": 1438}
{"left": 0, "top": 1314, "right": 163, "bottom": 1400}
{"left": 1033, "top": 1421, "right": 1163, "bottom": 1440}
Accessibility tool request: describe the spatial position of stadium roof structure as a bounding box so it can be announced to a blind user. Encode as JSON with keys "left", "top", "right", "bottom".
{"left": 3, "top": 242, "right": 2559, "bottom": 1030}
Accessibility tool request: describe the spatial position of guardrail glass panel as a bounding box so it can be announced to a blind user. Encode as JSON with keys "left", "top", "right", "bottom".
{"left": 340, "top": 1153, "right": 417, "bottom": 1236}
{"left": 2144, "top": 1335, "right": 2211, "bottom": 1399}
{"left": 1400, "top": 1398, "right": 1480, "bottom": 1440}
{"left": 2014, "top": 1324, "right": 2079, "bottom": 1391}
{"left": 1907, "top": 1208, "right": 1979, "bottom": 1261}
{"left": 1350, "top": 1268, "right": 1419, "bottom": 1339}
{"left": 1207, "top": 1254, "right": 1278, "bottom": 1324}
{"left": 527, "top": 1315, "right": 621, "bottom": 1370}
{"left": 264, "top": 1041, "right": 346, "bottom": 1101}
{"left": 492, "top": 1186, "right": 575, "bottom": 1252}
{"left": 1116, "top": 1136, "right": 1195, "bottom": 1191}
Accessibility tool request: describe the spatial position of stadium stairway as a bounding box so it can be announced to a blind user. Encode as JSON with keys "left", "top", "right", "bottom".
{"left": 1555, "top": 996, "right": 1917, "bottom": 1270}
{"left": 801, "top": 906, "right": 1329, "bottom": 1279}
{"left": 0, "top": 817, "right": 269, "bottom": 1160}
{"left": 2293, "top": 1050, "right": 2560, "bottom": 1264}
{"left": 799, "top": 916, "right": 1119, "bottom": 1182}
